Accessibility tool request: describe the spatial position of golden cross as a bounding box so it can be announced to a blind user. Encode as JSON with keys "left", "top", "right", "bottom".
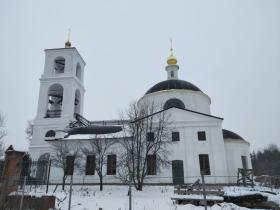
{"left": 170, "top": 37, "right": 174, "bottom": 54}
{"left": 67, "top": 28, "right": 71, "bottom": 42}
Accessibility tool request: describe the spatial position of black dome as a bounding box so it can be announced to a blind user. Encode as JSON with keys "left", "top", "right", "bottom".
{"left": 145, "top": 79, "right": 202, "bottom": 95}
{"left": 222, "top": 129, "right": 244, "bottom": 140}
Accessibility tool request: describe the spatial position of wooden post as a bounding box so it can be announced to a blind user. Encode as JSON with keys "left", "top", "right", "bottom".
{"left": 68, "top": 175, "right": 74, "bottom": 210}
{"left": 19, "top": 176, "right": 27, "bottom": 210}
{"left": 201, "top": 173, "right": 207, "bottom": 210}
{"left": 129, "top": 172, "right": 132, "bottom": 210}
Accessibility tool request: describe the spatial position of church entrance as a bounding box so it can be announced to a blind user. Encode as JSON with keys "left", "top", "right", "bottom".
{"left": 172, "top": 160, "right": 184, "bottom": 185}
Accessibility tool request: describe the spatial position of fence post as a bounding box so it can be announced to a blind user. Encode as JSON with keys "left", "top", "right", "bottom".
{"left": 129, "top": 172, "right": 132, "bottom": 210}
{"left": 46, "top": 160, "right": 52, "bottom": 194}
{"left": 19, "top": 176, "right": 27, "bottom": 210}
{"left": 201, "top": 173, "right": 207, "bottom": 210}
{"left": 68, "top": 175, "right": 74, "bottom": 210}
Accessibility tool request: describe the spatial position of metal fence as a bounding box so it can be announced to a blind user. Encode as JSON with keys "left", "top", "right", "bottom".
{"left": 1, "top": 158, "right": 280, "bottom": 194}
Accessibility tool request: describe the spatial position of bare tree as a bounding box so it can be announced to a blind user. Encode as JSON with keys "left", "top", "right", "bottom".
{"left": 0, "top": 140, "right": 4, "bottom": 159}
{"left": 118, "top": 101, "right": 172, "bottom": 191}
{"left": 25, "top": 120, "right": 34, "bottom": 143}
{"left": 51, "top": 141, "right": 81, "bottom": 190}
{"left": 81, "top": 135, "right": 116, "bottom": 191}
{"left": 0, "top": 113, "right": 7, "bottom": 157}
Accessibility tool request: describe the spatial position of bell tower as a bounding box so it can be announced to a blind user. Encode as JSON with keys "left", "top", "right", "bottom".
{"left": 29, "top": 41, "right": 86, "bottom": 158}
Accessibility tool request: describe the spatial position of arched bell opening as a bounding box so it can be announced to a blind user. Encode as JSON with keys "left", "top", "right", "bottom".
{"left": 54, "top": 57, "right": 65, "bottom": 73}
{"left": 46, "top": 84, "right": 64, "bottom": 118}
{"left": 76, "top": 63, "right": 82, "bottom": 80}
{"left": 74, "top": 89, "right": 81, "bottom": 115}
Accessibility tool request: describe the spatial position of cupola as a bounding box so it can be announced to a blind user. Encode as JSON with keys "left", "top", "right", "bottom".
{"left": 165, "top": 45, "right": 179, "bottom": 80}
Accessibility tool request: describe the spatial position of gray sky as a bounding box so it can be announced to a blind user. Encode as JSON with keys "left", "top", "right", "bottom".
{"left": 0, "top": 0, "right": 279, "bottom": 151}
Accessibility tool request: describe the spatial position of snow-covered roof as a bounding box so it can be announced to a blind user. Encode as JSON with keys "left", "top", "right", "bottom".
{"left": 62, "top": 128, "right": 131, "bottom": 140}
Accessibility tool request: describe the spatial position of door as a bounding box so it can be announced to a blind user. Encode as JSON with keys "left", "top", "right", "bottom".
{"left": 241, "top": 156, "right": 248, "bottom": 169}
{"left": 172, "top": 160, "right": 184, "bottom": 185}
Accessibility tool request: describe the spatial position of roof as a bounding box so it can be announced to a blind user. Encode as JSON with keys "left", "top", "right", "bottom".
{"left": 222, "top": 129, "right": 246, "bottom": 141}
{"left": 51, "top": 125, "right": 131, "bottom": 141}
{"left": 132, "top": 106, "right": 223, "bottom": 123}
{"left": 145, "top": 79, "right": 202, "bottom": 95}
{"left": 44, "top": 47, "right": 86, "bottom": 65}
{"left": 67, "top": 126, "right": 122, "bottom": 136}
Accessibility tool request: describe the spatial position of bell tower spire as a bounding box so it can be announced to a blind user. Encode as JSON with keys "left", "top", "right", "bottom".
{"left": 65, "top": 28, "right": 72, "bottom": 48}
{"left": 166, "top": 38, "right": 179, "bottom": 80}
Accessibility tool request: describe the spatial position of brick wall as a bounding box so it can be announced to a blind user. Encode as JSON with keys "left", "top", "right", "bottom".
{"left": 5, "top": 195, "right": 56, "bottom": 210}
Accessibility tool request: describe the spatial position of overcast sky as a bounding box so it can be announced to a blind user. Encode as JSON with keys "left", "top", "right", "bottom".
{"left": 0, "top": 0, "right": 279, "bottom": 151}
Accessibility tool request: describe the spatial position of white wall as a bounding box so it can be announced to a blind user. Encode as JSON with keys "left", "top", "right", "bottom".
{"left": 162, "top": 108, "right": 228, "bottom": 184}
{"left": 138, "top": 89, "right": 212, "bottom": 115}
{"left": 224, "top": 139, "right": 251, "bottom": 183}
{"left": 46, "top": 108, "right": 231, "bottom": 185}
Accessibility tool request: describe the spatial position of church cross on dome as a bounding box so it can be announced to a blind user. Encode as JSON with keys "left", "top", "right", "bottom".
{"left": 166, "top": 38, "right": 179, "bottom": 80}
{"left": 170, "top": 38, "right": 174, "bottom": 54}
{"left": 65, "top": 28, "right": 72, "bottom": 48}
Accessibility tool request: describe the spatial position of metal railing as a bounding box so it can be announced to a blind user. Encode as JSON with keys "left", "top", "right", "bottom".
{"left": 45, "top": 110, "right": 61, "bottom": 118}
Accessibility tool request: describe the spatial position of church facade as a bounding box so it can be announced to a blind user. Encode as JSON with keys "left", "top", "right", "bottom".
{"left": 29, "top": 42, "right": 251, "bottom": 184}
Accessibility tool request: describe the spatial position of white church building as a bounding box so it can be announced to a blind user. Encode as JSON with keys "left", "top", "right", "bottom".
{"left": 29, "top": 41, "right": 251, "bottom": 184}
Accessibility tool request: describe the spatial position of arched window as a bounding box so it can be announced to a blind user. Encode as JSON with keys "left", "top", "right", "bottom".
{"left": 164, "top": 98, "right": 185, "bottom": 110}
{"left": 45, "top": 130, "right": 56, "bottom": 138}
{"left": 74, "top": 89, "right": 81, "bottom": 114}
{"left": 46, "top": 84, "right": 63, "bottom": 118}
{"left": 54, "top": 57, "right": 65, "bottom": 73}
{"left": 38, "top": 153, "right": 50, "bottom": 161}
{"left": 171, "top": 71, "right": 174, "bottom": 78}
{"left": 36, "top": 153, "right": 50, "bottom": 181}
{"left": 76, "top": 63, "right": 82, "bottom": 80}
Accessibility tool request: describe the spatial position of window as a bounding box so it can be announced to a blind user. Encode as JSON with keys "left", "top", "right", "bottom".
{"left": 65, "top": 156, "right": 75, "bottom": 175}
{"left": 147, "top": 154, "right": 156, "bottom": 175}
{"left": 147, "top": 132, "right": 154, "bottom": 142}
{"left": 199, "top": 154, "right": 211, "bottom": 175}
{"left": 171, "top": 71, "right": 174, "bottom": 78}
{"left": 241, "top": 156, "right": 248, "bottom": 169}
{"left": 197, "top": 131, "right": 206, "bottom": 141}
{"left": 45, "top": 130, "right": 56, "bottom": 138}
{"left": 86, "top": 155, "right": 96, "bottom": 175}
{"left": 76, "top": 63, "right": 82, "bottom": 80}
{"left": 164, "top": 98, "right": 185, "bottom": 110}
{"left": 172, "top": 132, "right": 180, "bottom": 142}
{"left": 74, "top": 89, "right": 81, "bottom": 114}
{"left": 107, "top": 155, "right": 116, "bottom": 175}
{"left": 54, "top": 57, "right": 65, "bottom": 73}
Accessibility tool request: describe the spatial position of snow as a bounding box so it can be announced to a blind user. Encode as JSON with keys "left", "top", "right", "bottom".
{"left": 223, "top": 186, "right": 263, "bottom": 197}
{"left": 20, "top": 185, "right": 280, "bottom": 210}
{"left": 223, "top": 186, "right": 280, "bottom": 206}
{"left": 63, "top": 129, "right": 129, "bottom": 140}
{"left": 171, "top": 194, "right": 224, "bottom": 201}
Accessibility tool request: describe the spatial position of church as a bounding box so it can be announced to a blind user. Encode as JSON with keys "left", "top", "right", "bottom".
{"left": 29, "top": 40, "right": 251, "bottom": 184}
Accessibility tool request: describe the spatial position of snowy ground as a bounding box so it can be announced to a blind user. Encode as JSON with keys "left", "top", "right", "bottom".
{"left": 23, "top": 185, "right": 280, "bottom": 210}
{"left": 224, "top": 186, "right": 280, "bottom": 206}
